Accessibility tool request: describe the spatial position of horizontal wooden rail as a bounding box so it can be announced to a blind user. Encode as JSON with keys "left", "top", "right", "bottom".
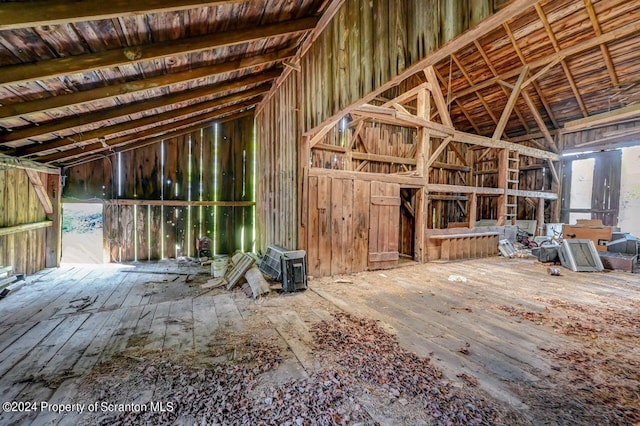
{"left": 0, "top": 221, "right": 53, "bottom": 236}
{"left": 429, "top": 232, "right": 499, "bottom": 240}
{"left": 106, "top": 199, "right": 255, "bottom": 207}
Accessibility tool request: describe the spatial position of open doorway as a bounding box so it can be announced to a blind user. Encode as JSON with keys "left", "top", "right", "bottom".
{"left": 61, "top": 203, "right": 104, "bottom": 264}
{"left": 399, "top": 188, "right": 418, "bottom": 261}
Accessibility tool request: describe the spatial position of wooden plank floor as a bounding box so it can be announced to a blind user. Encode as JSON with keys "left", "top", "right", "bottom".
{"left": 0, "top": 258, "right": 637, "bottom": 424}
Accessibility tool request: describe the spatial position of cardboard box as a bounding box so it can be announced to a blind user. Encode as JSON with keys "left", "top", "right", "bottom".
{"left": 563, "top": 224, "right": 612, "bottom": 252}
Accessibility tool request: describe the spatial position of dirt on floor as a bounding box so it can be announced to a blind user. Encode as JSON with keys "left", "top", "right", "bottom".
{"left": 498, "top": 296, "right": 640, "bottom": 424}
{"left": 74, "top": 310, "right": 523, "bottom": 426}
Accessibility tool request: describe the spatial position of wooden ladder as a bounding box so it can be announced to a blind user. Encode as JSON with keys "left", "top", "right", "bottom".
{"left": 505, "top": 150, "right": 519, "bottom": 224}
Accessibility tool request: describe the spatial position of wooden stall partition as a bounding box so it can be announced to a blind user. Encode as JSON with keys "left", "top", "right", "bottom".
{"left": 0, "top": 168, "right": 54, "bottom": 275}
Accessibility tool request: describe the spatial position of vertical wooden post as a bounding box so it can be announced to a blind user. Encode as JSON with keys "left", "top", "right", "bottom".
{"left": 468, "top": 192, "right": 477, "bottom": 229}
{"left": 497, "top": 149, "right": 508, "bottom": 225}
{"left": 537, "top": 197, "right": 545, "bottom": 236}
{"left": 298, "top": 135, "right": 310, "bottom": 251}
{"left": 415, "top": 87, "right": 431, "bottom": 263}
{"left": 416, "top": 87, "right": 431, "bottom": 178}
{"left": 45, "top": 173, "right": 61, "bottom": 268}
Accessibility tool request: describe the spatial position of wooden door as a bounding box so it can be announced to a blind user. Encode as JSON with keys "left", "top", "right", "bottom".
{"left": 368, "top": 181, "right": 400, "bottom": 269}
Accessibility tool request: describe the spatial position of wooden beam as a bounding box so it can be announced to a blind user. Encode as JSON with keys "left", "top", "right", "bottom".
{"left": 25, "top": 169, "right": 53, "bottom": 214}
{"left": 2, "top": 70, "right": 279, "bottom": 144}
{"left": 453, "top": 19, "right": 640, "bottom": 102}
{"left": 426, "top": 184, "right": 504, "bottom": 195}
{"left": 562, "top": 103, "right": 640, "bottom": 132}
{"left": 62, "top": 112, "right": 251, "bottom": 168}
{"left": 0, "top": 0, "right": 248, "bottom": 30}
{"left": 424, "top": 66, "right": 453, "bottom": 127}
{"left": 20, "top": 86, "right": 268, "bottom": 156}
{"left": 428, "top": 194, "right": 469, "bottom": 201}
{"left": 535, "top": 3, "right": 588, "bottom": 117}
{"left": 492, "top": 65, "right": 528, "bottom": 140}
{"left": 434, "top": 64, "right": 483, "bottom": 134}
{"left": 313, "top": 143, "right": 347, "bottom": 153}
{"left": 447, "top": 141, "right": 468, "bottom": 166}
{"left": 583, "top": 0, "right": 619, "bottom": 86}
{"left": 503, "top": 22, "right": 559, "bottom": 129}
{"left": 432, "top": 162, "right": 471, "bottom": 172}
{"left": 45, "top": 174, "right": 62, "bottom": 267}
{"left": 468, "top": 192, "right": 477, "bottom": 229}
{"left": 546, "top": 159, "right": 560, "bottom": 185}
{"left": 471, "top": 41, "right": 529, "bottom": 133}
{"left": 425, "top": 137, "right": 454, "bottom": 169}
{"left": 454, "top": 130, "right": 559, "bottom": 160}
{"left": 521, "top": 89, "right": 558, "bottom": 152}
{"left": 0, "top": 221, "right": 52, "bottom": 237}
{"left": 507, "top": 189, "right": 557, "bottom": 200}
{"left": 107, "top": 199, "right": 255, "bottom": 207}
{"left": 309, "top": 167, "right": 424, "bottom": 187}
{"left": 572, "top": 126, "right": 640, "bottom": 149}
{"left": 352, "top": 104, "right": 558, "bottom": 160}
{"left": 0, "top": 17, "right": 318, "bottom": 86}
{"left": 416, "top": 86, "right": 430, "bottom": 177}
{"left": 351, "top": 152, "right": 417, "bottom": 166}
{"left": 0, "top": 47, "right": 293, "bottom": 121}
{"left": 0, "top": 153, "right": 60, "bottom": 174}
{"left": 38, "top": 100, "right": 257, "bottom": 163}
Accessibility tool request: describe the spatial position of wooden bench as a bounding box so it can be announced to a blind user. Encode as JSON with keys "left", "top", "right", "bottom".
{"left": 428, "top": 232, "right": 499, "bottom": 261}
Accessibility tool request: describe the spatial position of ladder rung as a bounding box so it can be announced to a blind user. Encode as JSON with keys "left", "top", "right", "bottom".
{"left": 507, "top": 179, "right": 519, "bottom": 183}
{"left": 508, "top": 158, "right": 519, "bottom": 162}
{"left": 506, "top": 204, "right": 518, "bottom": 207}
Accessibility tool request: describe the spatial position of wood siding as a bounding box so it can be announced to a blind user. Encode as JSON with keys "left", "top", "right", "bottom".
{"left": 256, "top": 0, "right": 495, "bottom": 254}
{"left": 64, "top": 115, "right": 256, "bottom": 262}
{"left": 0, "top": 169, "right": 53, "bottom": 275}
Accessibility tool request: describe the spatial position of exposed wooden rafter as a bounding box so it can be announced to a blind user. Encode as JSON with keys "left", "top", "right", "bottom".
{"left": 38, "top": 100, "right": 257, "bottom": 164}
{"left": 449, "top": 53, "right": 500, "bottom": 128}
{"left": 433, "top": 68, "right": 482, "bottom": 134}
{"left": 0, "top": 0, "right": 248, "bottom": 30}
{"left": 493, "top": 66, "right": 528, "bottom": 140}
{"left": 20, "top": 85, "right": 268, "bottom": 157}
{"left": 502, "top": 22, "right": 559, "bottom": 129}
{"left": 0, "top": 47, "right": 295, "bottom": 121}
{"left": 534, "top": 3, "right": 588, "bottom": 117}
{"left": 583, "top": 0, "right": 619, "bottom": 86}
{"left": 2, "top": 70, "right": 280, "bottom": 145}
{"left": 520, "top": 89, "right": 558, "bottom": 153}
{"left": 423, "top": 66, "right": 453, "bottom": 127}
{"left": 451, "top": 19, "right": 640, "bottom": 102}
{"left": 472, "top": 40, "right": 530, "bottom": 134}
{"left": 0, "top": 17, "right": 317, "bottom": 86}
